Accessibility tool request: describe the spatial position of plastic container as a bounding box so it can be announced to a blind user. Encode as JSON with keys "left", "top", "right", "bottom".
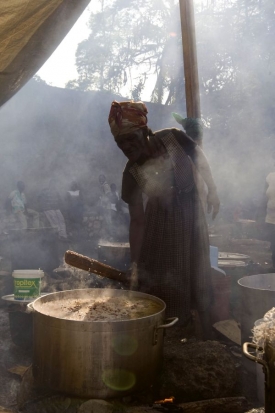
{"left": 12, "top": 269, "right": 44, "bottom": 300}
{"left": 210, "top": 245, "right": 218, "bottom": 268}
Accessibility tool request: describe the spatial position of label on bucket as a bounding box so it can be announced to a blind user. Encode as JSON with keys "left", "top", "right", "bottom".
{"left": 13, "top": 278, "right": 41, "bottom": 300}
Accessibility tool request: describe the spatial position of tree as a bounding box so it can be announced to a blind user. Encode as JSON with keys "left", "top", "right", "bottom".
{"left": 33, "top": 75, "right": 48, "bottom": 85}
{"left": 65, "top": 0, "right": 275, "bottom": 205}
{"left": 66, "top": 0, "right": 185, "bottom": 104}
{"left": 67, "top": 0, "right": 275, "bottom": 146}
{"left": 196, "top": 0, "right": 275, "bottom": 203}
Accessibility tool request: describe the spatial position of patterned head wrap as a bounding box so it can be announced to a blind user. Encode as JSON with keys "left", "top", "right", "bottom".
{"left": 108, "top": 100, "right": 148, "bottom": 138}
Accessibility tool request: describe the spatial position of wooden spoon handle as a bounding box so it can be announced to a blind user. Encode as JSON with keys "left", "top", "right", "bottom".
{"left": 64, "top": 250, "right": 127, "bottom": 283}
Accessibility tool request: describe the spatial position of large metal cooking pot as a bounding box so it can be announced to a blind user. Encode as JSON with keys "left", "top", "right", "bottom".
{"left": 238, "top": 273, "right": 275, "bottom": 374}
{"left": 243, "top": 340, "right": 275, "bottom": 413}
{"left": 29, "top": 288, "right": 178, "bottom": 399}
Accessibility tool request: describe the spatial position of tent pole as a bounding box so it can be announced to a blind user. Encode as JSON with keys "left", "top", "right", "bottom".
{"left": 179, "top": 0, "right": 201, "bottom": 118}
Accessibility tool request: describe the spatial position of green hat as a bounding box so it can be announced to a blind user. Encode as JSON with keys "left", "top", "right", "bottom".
{"left": 172, "top": 112, "right": 203, "bottom": 142}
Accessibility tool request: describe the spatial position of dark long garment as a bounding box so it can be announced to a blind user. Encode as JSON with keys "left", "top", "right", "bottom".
{"left": 128, "top": 132, "right": 211, "bottom": 325}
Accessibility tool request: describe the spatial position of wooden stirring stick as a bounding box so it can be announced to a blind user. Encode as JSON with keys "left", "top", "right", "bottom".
{"left": 64, "top": 250, "right": 128, "bottom": 283}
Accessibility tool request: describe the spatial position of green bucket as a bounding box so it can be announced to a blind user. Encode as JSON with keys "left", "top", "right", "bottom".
{"left": 12, "top": 269, "right": 44, "bottom": 300}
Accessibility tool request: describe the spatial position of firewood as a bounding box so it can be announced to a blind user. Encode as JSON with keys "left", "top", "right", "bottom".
{"left": 178, "top": 397, "right": 249, "bottom": 413}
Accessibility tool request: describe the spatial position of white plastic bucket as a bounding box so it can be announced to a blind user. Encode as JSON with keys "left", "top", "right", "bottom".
{"left": 12, "top": 269, "right": 44, "bottom": 300}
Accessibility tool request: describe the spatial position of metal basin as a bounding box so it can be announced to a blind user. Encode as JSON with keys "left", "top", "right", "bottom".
{"left": 218, "top": 252, "right": 250, "bottom": 263}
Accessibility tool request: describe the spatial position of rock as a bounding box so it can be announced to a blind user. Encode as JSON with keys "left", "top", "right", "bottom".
{"left": 160, "top": 340, "right": 237, "bottom": 403}
{"left": 78, "top": 399, "right": 113, "bottom": 413}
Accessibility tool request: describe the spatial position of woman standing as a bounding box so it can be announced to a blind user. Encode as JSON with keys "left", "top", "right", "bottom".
{"left": 108, "top": 100, "right": 220, "bottom": 338}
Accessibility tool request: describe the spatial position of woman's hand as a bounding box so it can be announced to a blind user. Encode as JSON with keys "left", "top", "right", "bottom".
{"left": 207, "top": 190, "right": 220, "bottom": 220}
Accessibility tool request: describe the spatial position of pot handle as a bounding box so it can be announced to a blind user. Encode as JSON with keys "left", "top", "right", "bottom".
{"left": 157, "top": 317, "right": 179, "bottom": 330}
{"left": 26, "top": 302, "right": 35, "bottom": 314}
{"left": 153, "top": 317, "right": 178, "bottom": 345}
{"left": 243, "top": 342, "right": 264, "bottom": 364}
{"left": 243, "top": 342, "right": 270, "bottom": 388}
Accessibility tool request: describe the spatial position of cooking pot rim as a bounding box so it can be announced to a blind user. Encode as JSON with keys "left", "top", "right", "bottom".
{"left": 31, "top": 288, "right": 166, "bottom": 323}
{"left": 238, "top": 273, "right": 275, "bottom": 291}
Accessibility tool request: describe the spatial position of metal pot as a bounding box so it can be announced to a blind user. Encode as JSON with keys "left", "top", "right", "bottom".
{"left": 238, "top": 273, "right": 275, "bottom": 374}
{"left": 243, "top": 341, "right": 275, "bottom": 413}
{"left": 98, "top": 242, "right": 131, "bottom": 271}
{"left": 29, "top": 288, "right": 178, "bottom": 398}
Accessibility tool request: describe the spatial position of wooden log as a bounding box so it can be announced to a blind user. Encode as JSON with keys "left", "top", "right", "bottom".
{"left": 64, "top": 250, "right": 127, "bottom": 283}
{"left": 178, "top": 397, "right": 249, "bottom": 413}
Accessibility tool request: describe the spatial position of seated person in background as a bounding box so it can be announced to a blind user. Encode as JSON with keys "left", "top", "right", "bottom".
{"left": 110, "top": 183, "right": 120, "bottom": 211}
{"left": 8, "top": 181, "right": 39, "bottom": 229}
{"left": 66, "top": 181, "right": 84, "bottom": 225}
{"left": 98, "top": 175, "right": 111, "bottom": 208}
{"left": 38, "top": 179, "right": 67, "bottom": 239}
{"left": 98, "top": 174, "right": 112, "bottom": 224}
